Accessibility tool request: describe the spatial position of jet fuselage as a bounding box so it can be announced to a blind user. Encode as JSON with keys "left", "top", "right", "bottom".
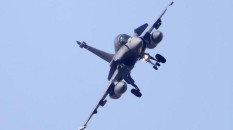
{"left": 113, "top": 36, "right": 144, "bottom": 67}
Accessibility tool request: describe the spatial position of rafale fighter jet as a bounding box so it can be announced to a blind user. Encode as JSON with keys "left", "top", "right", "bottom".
{"left": 77, "top": 2, "right": 173, "bottom": 130}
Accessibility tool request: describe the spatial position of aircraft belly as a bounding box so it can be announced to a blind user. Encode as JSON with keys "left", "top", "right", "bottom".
{"left": 113, "top": 41, "right": 142, "bottom": 63}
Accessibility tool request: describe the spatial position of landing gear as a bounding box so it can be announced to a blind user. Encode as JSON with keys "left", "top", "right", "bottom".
{"left": 124, "top": 74, "right": 142, "bottom": 98}
{"left": 153, "top": 54, "right": 166, "bottom": 70}
{"left": 131, "top": 89, "right": 142, "bottom": 98}
{"left": 153, "top": 66, "right": 158, "bottom": 70}
{"left": 142, "top": 53, "right": 166, "bottom": 70}
{"left": 155, "top": 54, "right": 166, "bottom": 63}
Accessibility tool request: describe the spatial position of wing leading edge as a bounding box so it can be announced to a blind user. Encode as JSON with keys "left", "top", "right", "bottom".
{"left": 76, "top": 41, "right": 114, "bottom": 63}
{"left": 79, "top": 81, "right": 113, "bottom": 130}
{"left": 79, "top": 64, "right": 131, "bottom": 130}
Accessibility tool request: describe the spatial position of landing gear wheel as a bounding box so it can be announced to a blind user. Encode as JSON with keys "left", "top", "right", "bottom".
{"left": 155, "top": 54, "right": 166, "bottom": 63}
{"left": 153, "top": 66, "right": 158, "bottom": 70}
{"left": 131, "top": 89, "right": 142, "bottom": 98}
{"left": 156, "top": 62, "right": 160, "bottom": 66}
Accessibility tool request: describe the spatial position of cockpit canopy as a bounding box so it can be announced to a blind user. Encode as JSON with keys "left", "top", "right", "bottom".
{"left": 114, "top": 34, "right": 130, "bottom": 52}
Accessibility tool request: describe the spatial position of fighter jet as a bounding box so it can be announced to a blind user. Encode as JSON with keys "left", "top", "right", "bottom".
{"left": 77, "top": 2, "right": 173, "bottom": 130}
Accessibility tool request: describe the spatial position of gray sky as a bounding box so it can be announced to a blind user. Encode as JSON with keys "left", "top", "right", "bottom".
{"left": 0, "top": 0, "right": 233, "bottom": 130}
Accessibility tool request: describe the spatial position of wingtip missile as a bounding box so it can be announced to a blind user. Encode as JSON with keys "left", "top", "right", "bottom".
{"left": 78, "top": 125, "right": 86, "bottom": 130}
{"left": 170, "top": 1, "right": 174, "bottom": 6}
{"left": 76, "top": 41, "right": 87, "bottom": 48}
{"left": 146, "top": 1, "right": 174, "bottom": 33}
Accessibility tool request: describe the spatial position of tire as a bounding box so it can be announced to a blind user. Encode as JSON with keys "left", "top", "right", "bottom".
{"left": 155, "top": 54, "right": 166, "bottom": 63}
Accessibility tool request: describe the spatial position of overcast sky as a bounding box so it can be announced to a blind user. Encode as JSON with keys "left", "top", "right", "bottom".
{"left": 0, "top": 0, "right": 233, "bottom": 130}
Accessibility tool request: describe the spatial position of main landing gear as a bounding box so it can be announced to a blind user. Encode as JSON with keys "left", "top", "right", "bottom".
{"left": 143, "top": 53, "right": 166, "bottom": 70}
{"left": 123, "top": 53, "right": 166, "bottom": 98}
{"left": 124, "top": 74, "right": 142, "bottom": 98}
{"left": 131, "top": 89, "right": 142, "bottom": 98}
